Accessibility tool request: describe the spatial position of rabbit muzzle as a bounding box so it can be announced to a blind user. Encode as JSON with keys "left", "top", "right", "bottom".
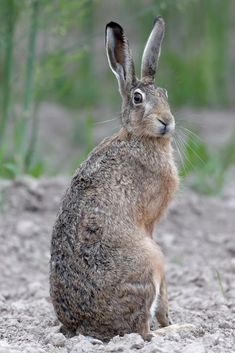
{"left": 147, "top": 112, "right": 175, "bottom": 137}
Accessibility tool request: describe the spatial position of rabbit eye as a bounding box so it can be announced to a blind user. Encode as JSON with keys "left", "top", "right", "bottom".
{"left": 133, "top": 91, "right": 143, "bottom": 105}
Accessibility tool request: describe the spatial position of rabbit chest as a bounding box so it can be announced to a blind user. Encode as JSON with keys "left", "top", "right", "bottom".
{"left": 135, "top": 150, "right": 178, "bottom": 235}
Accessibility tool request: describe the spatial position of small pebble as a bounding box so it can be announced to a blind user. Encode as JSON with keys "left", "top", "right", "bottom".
{"left": 218, "top": 321, "right": 231, "bottom": 329}
{"left": 182, "top": 341, "right": 205, "bottom": 353}
{"left": 45, "top": 332, "right": 66, "bottom": 347}
{"left": 16, "top": 220, "right": 39, "bottom": 237}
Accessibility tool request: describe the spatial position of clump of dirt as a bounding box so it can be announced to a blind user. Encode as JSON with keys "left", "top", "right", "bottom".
{"left": 0, "top": 177, "right": 234, "bottom": 353}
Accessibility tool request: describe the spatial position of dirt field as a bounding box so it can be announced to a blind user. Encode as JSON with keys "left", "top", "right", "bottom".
{"left": 0, "top": 175, "right": 234, "bottom": 353}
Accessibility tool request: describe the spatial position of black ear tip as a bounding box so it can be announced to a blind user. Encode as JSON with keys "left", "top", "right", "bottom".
{"left": 106, "top": 21, "right": 123, "bottom": 32}
{"left": 153, "top": 16, "right": 165, "bottom": 28}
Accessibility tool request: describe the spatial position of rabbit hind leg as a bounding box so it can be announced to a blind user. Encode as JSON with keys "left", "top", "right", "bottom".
{"left": 156, "top": 276, "right": 172, "bottom": 327}
{"left": 150, "top": 277, "right": 196, "bottom": 338}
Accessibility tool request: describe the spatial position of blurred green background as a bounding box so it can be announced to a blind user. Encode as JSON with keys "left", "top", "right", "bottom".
{"left": 0, "top": 0, "right": 234, "bottom": 194}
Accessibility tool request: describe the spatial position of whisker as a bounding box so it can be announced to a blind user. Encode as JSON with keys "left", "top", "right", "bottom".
{"left": 176, "top": 118, "right": 209, "bottom": 128}
{"left": 173, "top": 135, "right": 186, "bottom": 173}
{"left": 175, "top": 134, "right": 193, "bottom": 170}
{"left": 94, "top": 117, "right": 119, "bottom": 125}
{"left": 177, "top": 127, "right": 204, "bottom": 151}
{"left": 180, "top": 132, "right": 206, "bottom": 166}
{"left": 181, "top": 127, "right": 204, "bottom": 143}
{"left": 176, "top": 133, "right": 195, "bottom": 170}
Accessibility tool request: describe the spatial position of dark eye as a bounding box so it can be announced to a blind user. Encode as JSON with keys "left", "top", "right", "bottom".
{"left": 133, "top": 91, "right": 143, "bottom": 105}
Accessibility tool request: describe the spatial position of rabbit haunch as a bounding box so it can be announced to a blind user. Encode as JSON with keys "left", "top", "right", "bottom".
{"left": 50, "top": 16, "right": 179, "bottom": 341}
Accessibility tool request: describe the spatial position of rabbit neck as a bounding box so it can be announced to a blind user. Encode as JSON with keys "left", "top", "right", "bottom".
{"left": 118, "top": 127, "right": 174, "bottom": 168}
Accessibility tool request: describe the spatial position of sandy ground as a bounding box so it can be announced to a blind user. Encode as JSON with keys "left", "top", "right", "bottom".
{"left": 0, "top": 176, "right": 234, "bottom": 353}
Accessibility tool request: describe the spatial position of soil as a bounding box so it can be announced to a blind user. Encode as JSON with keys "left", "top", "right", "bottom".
{"left": 0, "top": 175, "right": 234, "bottom": 353}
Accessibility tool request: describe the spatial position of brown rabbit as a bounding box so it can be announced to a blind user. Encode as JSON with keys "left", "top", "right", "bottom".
{"left": 50, "top": 16, "right": 181, "bottom": 341}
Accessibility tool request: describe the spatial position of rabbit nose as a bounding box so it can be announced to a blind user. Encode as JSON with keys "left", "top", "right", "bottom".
{"left": 157, "top": 118, "right": 170, "bottom": 135}
{"left": 157, "top": 117, "right": 175, "bottom": 135}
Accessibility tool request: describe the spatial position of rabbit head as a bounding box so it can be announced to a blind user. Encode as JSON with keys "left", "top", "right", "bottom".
{"left": 106, "top": 16, "right": 174, "bottom": 139}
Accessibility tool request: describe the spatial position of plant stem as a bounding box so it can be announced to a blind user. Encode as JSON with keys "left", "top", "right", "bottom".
{"left": 25, "top": 103, "right": 39, "bottom": 169}
{"left": 18, "top": 0, "right": 40, "bottom": 172}
{"left": 0, "top": 0, "right": 16, "bottom": 146}
{"left": 215, "top": 269, "right": 226, "bottom": 299}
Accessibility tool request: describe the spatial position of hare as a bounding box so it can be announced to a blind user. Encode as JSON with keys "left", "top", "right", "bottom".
{"left": 50, "top": 16, "right": 183, "bottom": 341}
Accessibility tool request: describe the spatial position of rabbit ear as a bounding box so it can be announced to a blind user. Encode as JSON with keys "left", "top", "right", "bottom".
{"left": 105, "top": 21, "right": 136, "bottom": 95}
{"left": 141, "top": 16, "right": 165, "bottom": 83}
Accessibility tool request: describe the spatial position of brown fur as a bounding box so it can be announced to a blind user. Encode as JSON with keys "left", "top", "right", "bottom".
{"left": 50, "top": 17, "right": 179, "bottom": 341}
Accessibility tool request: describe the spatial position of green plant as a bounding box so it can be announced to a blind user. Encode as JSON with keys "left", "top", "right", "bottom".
{"left": 0, "top": 0, "right": 233, "bottom": 179}
{"left": 0, "top": 0, "right": 42, "bottom": 178}
{"left": 15, "top": 0, "right": 41, "bottom": 174}
{"left": 0, "top": 0, "right": 16, "bottom": 142}
{"left": 0, "top": 188, "right": 7, "bottom": 213}
{"left": 176, "top": 127, "right": 235, "bottom": 195}
{"left": 35, "top": 0, "right": 99, "bottom": 108}
{"left": 0, "top": 0, "right": 95, "bottom": 178}
{"left": 152, "top": 0, "right": 229, "bottom": 107}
